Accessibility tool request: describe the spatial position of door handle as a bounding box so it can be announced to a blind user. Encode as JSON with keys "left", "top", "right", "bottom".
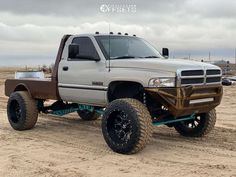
{"left": 63, "top": 66, "right": 69, "bottom": 71}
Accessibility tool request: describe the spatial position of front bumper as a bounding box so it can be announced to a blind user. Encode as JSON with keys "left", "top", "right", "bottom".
{"left": 145, "top": 85, "right": 223, "bottom": 117}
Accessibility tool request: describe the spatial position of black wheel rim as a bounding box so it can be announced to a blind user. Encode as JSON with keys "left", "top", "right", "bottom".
{"left": 107, "top": 110, "right": 133, "bottom": 144}
{"left": 9, "top": 100, "right": 22, "bottom": 123}
{"left": 182, "top": 114, "right": 202, "bottom": 129}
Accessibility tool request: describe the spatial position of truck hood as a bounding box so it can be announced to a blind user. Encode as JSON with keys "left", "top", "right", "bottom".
{"left": 109, "top": 58, "right": 220, "bottom": 73}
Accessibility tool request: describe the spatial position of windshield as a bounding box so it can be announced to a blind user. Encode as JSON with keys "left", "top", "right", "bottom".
{"left": 95, "top": 36, "right": 162, "bottom": 60}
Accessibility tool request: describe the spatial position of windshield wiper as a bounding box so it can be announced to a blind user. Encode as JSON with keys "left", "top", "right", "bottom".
{"left": 111, "top": 56, "right": 136, "bottom": 59}
{"left": 144, "top": 56, "right": 160, "bottom": 58}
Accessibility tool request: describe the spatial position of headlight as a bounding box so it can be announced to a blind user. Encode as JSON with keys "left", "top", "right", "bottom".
{"left": 149, "top": 77, "right": 175, "bottom": 87}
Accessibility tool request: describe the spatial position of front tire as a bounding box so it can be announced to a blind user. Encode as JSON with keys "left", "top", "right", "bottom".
{"left": 7, "top": 91, "right": 38, "bottom": 131}
{"left": 174, "top": 109, "right": 216, "bottom": 137}
{"left": 102, "top": 98, "right": 152, "bottom": 154}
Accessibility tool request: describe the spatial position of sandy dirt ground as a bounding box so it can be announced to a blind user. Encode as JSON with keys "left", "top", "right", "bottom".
{"left": 0, "top": 69, "right": 235, "bottom": 177}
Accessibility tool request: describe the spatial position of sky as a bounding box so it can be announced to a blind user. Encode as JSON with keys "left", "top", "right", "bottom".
{"left": 0, "top": 0, "right": 236, "bottom": 66}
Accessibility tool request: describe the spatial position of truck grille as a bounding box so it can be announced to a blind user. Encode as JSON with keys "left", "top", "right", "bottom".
{"left": 206, "top": 77, "right": 221, "bottom": 83}
{"left": 181, "top": 78, "right": 204, "bottom": 85}
{"left": 181, "top": 70, "right": 204, "bottom": 76}
{"left": 206, "top": 69, "right": 221, "bottom": 75}
{"left": 178, "top": 69, "right": 222, "bottom": 86}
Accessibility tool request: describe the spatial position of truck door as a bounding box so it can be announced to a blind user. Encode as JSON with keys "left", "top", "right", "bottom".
{"left": 58, "top": 36, "right": 107, "bottom": 106}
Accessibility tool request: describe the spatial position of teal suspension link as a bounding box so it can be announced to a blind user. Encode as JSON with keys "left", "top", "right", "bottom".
{"left": 48, "top": 108, "right": 80, "bottom": 116}
{"left": 78, "top": 104, "right": 94, "bottom": 112}
{"left": 152, "top": 112, "right": 196, "bottom": 126}
{"left": 48, "top": 104, "right": 103, "bottom": 116}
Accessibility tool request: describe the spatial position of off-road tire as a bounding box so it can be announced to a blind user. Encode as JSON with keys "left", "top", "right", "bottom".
{"left": 174, "top": 109, "right": 216, "bottom": 137}
{"left": 7, "top": 91, "right": 38, "bottom": 130}
{"left": 102, "top": 98, "right": 153, "bottom": 154}
{"left": 77, "top": 110, "right": 100, "bottom": 121}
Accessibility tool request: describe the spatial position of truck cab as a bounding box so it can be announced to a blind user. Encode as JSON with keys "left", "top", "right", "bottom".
{"left": 58, "top": 34, "right": 222, "bottom": 117}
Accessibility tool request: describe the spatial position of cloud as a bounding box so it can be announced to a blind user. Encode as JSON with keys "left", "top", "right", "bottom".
{"left": 0, "top": 0, "right": 102, "bottom": 16}
{"left": 0, "top": 21, "right": 153, "bottom": 56}
{"left": 0, "top": 0, "right": 235, "bottom": 64}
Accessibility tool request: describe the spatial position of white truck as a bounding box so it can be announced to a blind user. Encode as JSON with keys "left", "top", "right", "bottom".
{"left": 5, "top": 33, "right": 223, "bottom": 154}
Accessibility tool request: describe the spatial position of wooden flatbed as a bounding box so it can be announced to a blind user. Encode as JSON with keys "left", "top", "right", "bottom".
{"left": 5, "top": 78, "right": 58, "bottom": 100}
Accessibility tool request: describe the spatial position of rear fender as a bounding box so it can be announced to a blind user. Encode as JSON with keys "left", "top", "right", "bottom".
{"left": 13, "top": 84, "right": 32, "bottom": 97}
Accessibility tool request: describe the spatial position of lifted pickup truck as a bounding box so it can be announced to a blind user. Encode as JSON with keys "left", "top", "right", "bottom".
{"left": 5, "top": 33, "right": 223, "bottom": 154}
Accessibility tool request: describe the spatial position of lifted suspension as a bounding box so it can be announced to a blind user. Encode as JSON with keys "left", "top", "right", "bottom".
{"left": 38, "top": 100, "right": 195, "bottom": 126}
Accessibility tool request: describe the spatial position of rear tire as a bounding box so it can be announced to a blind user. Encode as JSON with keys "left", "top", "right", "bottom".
{"left": 174, "top": 109, "right": 216, "bottom": 137}
{"left": 77, "top": 110, "right": 100, "bottom": 121}
{"left": 7, "top": 91, "right": 38, "bottom": 130}
{"left": 102, "top": 98, "right": 152, "bottom": 154}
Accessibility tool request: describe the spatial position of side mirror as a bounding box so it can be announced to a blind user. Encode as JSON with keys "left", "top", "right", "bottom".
{"left": 68, "top": 44, "right": 80, "bottom": 59}
{"left": 162, "top": 48, "right": 169, "bottom": 58}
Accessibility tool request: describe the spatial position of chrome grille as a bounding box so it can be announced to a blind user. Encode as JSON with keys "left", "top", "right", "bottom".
{"left": 178, "top": 69, "right": 222, "bottom": 86}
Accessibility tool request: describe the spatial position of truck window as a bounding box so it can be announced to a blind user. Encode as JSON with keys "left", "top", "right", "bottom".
{"left": 71, "top": 37, "right": 99, "bottom": 60}
{"left": 95, "top": 36, "right": 162, "bottom": 60}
